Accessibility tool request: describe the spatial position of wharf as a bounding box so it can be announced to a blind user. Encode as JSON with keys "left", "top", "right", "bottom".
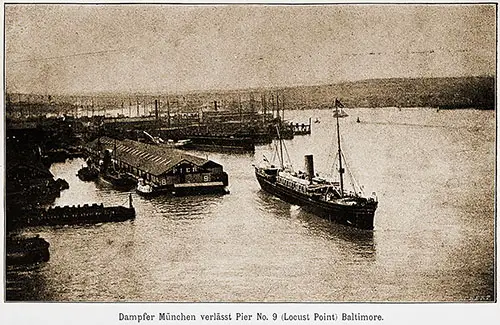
{"left": 86, "top": 137, "right": 229, "bottom": 195}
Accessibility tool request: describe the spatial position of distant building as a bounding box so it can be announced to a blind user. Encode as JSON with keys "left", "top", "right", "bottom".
{"left": 86, "top": 137, "right": 229, "bottom": 194}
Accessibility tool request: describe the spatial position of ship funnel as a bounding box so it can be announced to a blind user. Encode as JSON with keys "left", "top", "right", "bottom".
{"left": 155, "top": 99, "right": 158, "bottom": 120}
{"left": 304, "top": 155, "right": 314, "bottom": 183}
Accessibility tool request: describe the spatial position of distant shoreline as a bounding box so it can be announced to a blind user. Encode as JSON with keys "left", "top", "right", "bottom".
{"left": 5, "top": 76, "right": 495, "bottom": 117}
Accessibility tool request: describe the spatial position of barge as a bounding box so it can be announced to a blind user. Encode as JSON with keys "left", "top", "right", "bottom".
{"left": 8, "top": 194, "right": 135, "bottom": 229}
{"left": 183, "top": 135, "right": 255, "bottom": 152}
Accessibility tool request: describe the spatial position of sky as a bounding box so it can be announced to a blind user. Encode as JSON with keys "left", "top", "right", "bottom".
{"left": 4, "top": 3, "right": 497, "bottom": 95}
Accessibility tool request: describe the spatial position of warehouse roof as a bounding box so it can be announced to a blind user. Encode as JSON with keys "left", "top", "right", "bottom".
{"left": 87, "top": 137, "right": 220, "bottom": 176}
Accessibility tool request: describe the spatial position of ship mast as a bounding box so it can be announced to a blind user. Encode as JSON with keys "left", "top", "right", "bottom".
{"left": 335, "top": 99, "right": 345, "bottom": 197}
{"left": 276, "top": 126, "right": 284, "bottom": 169}
{"left": 113, "top": 124, "right": 118, "bottom": 171}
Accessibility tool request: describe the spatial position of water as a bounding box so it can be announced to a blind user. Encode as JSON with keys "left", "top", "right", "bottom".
{"left": 7, "top": 107, "right": 495, "bottom": 302}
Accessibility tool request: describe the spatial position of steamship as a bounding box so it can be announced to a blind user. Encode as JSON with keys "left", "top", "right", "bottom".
{"left": 254, "top": 100, "right": 378, "bottom": 230}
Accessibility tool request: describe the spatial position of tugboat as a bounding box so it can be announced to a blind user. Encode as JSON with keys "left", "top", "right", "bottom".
{"left": 254, "top": 103, "right": 378, "bottom": 230}
{"left": 136, "top": 178, "right": 154, "bottom": 197}
{"left": 101, "top": 167, "right": 136, "bottom": 189}
{"left": 77, "top": 159, "right": 99, "bottom": 181}
{"left": 100, "top": 147, "right": 136, "bottom": 189}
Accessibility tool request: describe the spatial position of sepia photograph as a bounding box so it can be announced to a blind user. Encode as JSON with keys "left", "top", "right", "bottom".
{"left": 1, "top": 1, "right": 497, "bottom": 323}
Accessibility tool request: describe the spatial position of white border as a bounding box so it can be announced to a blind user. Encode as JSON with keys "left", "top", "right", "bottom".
{"left": 1, "top": 1, "right": 498, "bottom": 325}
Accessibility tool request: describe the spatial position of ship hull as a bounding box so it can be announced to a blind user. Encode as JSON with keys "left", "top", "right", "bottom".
{"left": 7, "top": 236, "right": 50, "bottom": 265}
{"left": 100, "top": 172, "right": 137, "bottom": 190}
{"left": 151, "top": 183, "right": 228, "bottom": 196}
{"left": 185, "top": 136, "right": 255, "bottom": 152}
{"left": 77, "top": 167, "right": 99, "bottom": 181}
{"left": 136, "top": 182, "right": 229, "bottom": 197}
{"left": 8, "top": 204, "right": 135, "bottom": 229}
{"left": 136, "top": 188, "right": 156, "bottom": 198}
{"left": 255, "top": 170, "right": 376, "bottom": 230}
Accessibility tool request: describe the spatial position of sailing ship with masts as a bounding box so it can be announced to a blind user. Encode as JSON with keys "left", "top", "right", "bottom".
{"left": 254, "top": 99, "right": 378, "bottom": 230}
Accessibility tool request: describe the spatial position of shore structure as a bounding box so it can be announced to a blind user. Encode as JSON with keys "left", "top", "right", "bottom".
{"left": 85, "top": 137, "right": 229, "bottom": 195}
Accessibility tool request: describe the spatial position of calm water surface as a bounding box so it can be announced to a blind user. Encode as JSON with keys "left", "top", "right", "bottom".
{"left": 7, "top": 108, "right": 495, "bottom": 302}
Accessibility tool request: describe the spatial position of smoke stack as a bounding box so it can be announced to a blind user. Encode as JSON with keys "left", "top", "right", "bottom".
{"left": 155, "top": 99, "right": 158, "bottom": 120}
{"left": 214, "top": 100, "right": 218, "bottom": 111}
{"left": 305, "top": 155, "right": 314, "bottom": 183}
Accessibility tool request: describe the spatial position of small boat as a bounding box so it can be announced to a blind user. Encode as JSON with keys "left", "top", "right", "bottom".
{"left": 254, "top": 102, "right": 378, "bottom": 230}
{"left": 173, "top": 139, "right": 192, "bottom": 148}
{"left": 136, "top": 178, "right": 154, "bottom": 197}
{"left": 77, "top": 165, "right": 99, "bottom": 181}
{"left": 160, "top": 139, "right": 193, "bottom": 149}
{"left": 6, "top": 235, "right": 50, "bottom": 265}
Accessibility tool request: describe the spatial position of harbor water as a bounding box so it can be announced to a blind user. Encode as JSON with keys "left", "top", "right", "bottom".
{"left": 7, "top": 107, "right": 495, "bottom": 302}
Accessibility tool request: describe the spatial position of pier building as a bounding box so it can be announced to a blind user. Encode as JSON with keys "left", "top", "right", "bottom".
{"left": 86, "top": 137, "right": 228, "bottom": 194}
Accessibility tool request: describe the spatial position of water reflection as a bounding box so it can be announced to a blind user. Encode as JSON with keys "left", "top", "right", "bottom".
{"left": 300, "top": 212, "right": 375, "bottom": 256}
{"left": 254, "top": 190, "right": 292, "bottom": 218}
{"left": 6, "top": 263, "right": 51, "bottom": 301}
{"left": 146, "top": 193, "right": 225, "bottom": 219}
{"left": 255, "top": 189, "right": 375, "bottom": 259}
{"left": 5, "top": 108, "right": 494, "bottom": 302}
